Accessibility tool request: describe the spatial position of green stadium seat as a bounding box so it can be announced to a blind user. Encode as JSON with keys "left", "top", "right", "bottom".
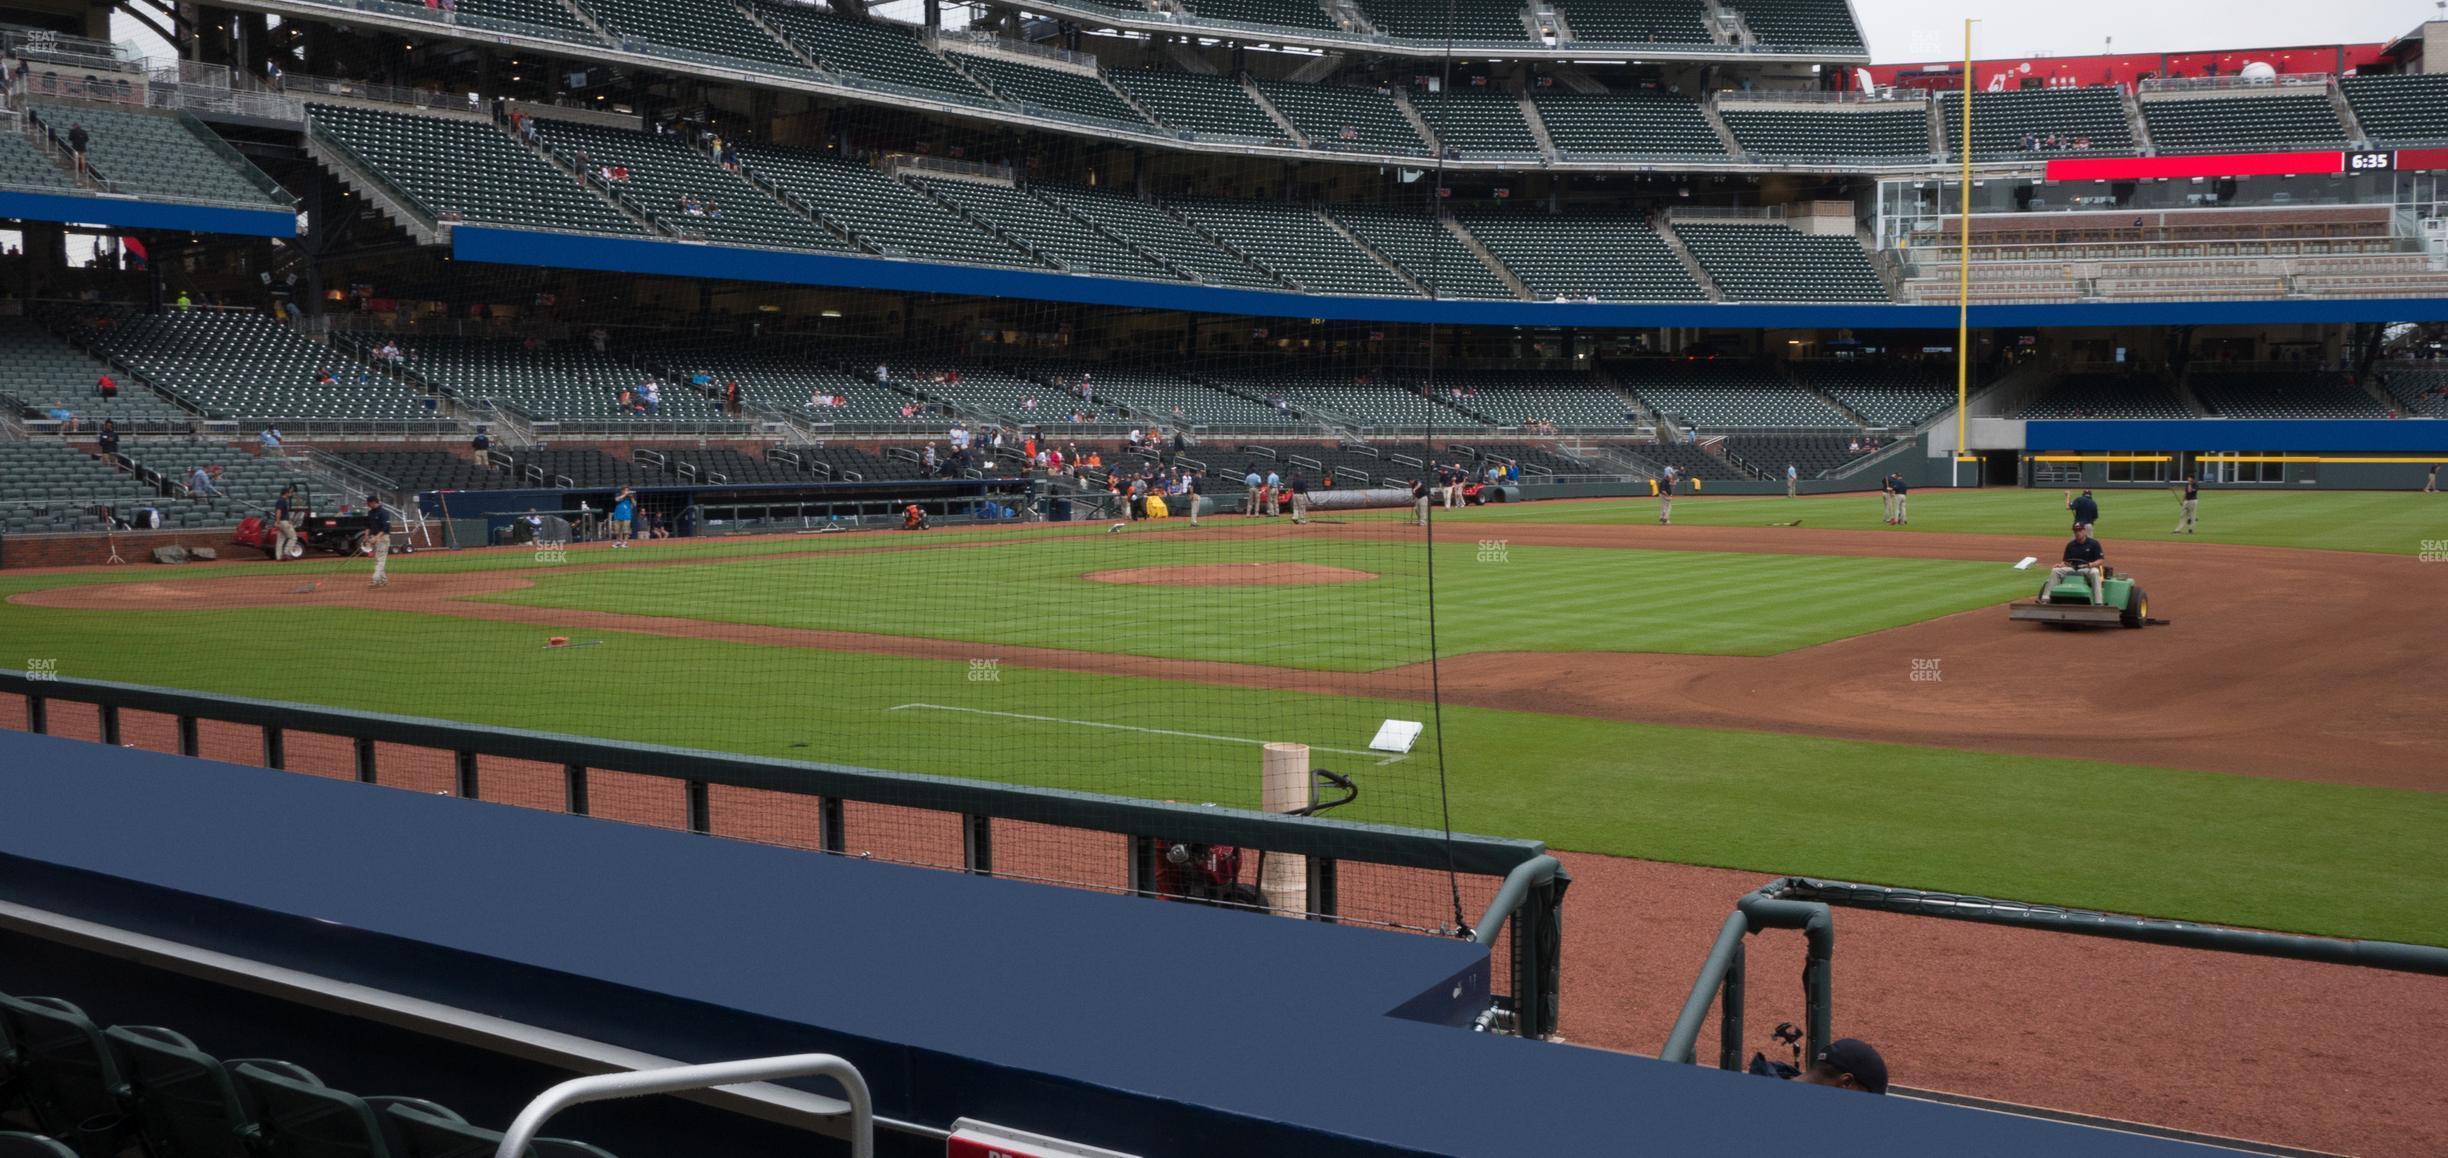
{"left": 26, "top": 101, "right": 288, "bottom": 209}
{"left": 0, "top": 994, "right": 138, "bottom": 1157}
{"left": 107, "top": 1025, "right": 323, "bottom": 1158}
{"left": 1254, "top": 82, "right": 1428, "bottom": 156}
{"left": 235, "top": 1062, "right": 465, "bottom": 1158}
{"left": 2141, "top": 92, "right": 2345, "bottom": 154}
{"left": 574, "top": 0, "right": 809, "bottom": 72}
{"left": 2342, "top": 74, "right": 2448, "bottom": 146}
{"left": 1108, "top": 71, "right": 1293, "bottom": 145}
{"left": 1671, "top": 221, "right": 1888, "bottom": 302}
{"left": 1170, "top": 200, "right": 1417, "bottom": 296}
{"left": 387, "top": 1104, "right": 617, "bottom": 1158}
{"left": 1720, "top": 104, "right": 1932, "bottom": 162}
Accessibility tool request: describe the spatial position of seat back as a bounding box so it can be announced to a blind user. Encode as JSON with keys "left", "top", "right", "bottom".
{"left": 0, "top": 996, "right": 130, "bottom": 1152}
{"left": 236, "top": 1064, "right": 396, "bottom": 1158}
{"left": 386, "top": 1106, "right": 617, "bottom": 1158}
{"left": 105, "top": 1026, "right": 258, "bottom": 1158}
{"left": 0, "top": 1133, "right": 79, "bottom": 1157}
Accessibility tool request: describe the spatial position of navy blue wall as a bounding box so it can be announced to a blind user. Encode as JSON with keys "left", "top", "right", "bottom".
{"left": 2024, "top": 419, "right": 2448, "bottom": 452}
{"left": 0, "top": 192, "right": 296, "bottom": 238}
{"left": 452, "top": 227, "right": 2448, "bottom": 328}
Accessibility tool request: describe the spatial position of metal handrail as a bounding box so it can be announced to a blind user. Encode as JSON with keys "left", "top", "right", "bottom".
{"left": 495, "top": 1054, "right": 871, "bottom": 1158}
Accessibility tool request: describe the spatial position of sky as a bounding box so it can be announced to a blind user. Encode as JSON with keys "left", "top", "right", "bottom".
{"left": 1852, "top": 0, "right": 2434, "bottom": 63}
{"left": 112, "top": 0, "right": 2435, "bottom": 65}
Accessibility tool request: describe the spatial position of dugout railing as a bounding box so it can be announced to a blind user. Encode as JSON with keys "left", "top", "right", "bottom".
{"left": 1662, "top": 876, "right": 2448, "bottom": 1072}
{"left": 0, "top": 674, "right": 1569, "bottom": 1038}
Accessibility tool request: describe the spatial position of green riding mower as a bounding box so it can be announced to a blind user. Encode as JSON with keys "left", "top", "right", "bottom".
{"left": 2008, "top": 568, "right": 2162, "bottom": 629}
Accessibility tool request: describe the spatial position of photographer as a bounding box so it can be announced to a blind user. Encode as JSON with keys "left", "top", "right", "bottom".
{"left": 1751, "top": 1026, "right": 1888, "bottom": 1096}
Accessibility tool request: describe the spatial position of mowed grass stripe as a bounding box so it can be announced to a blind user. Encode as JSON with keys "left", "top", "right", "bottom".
{"left": 476, "top": 541, "right": 2034, "bottom": 667}
{"left": 6, "top": 602, "right": 2442, "bottom": 947}
{"left": 1450, "top": 487, "right": 2447, "bottom": 556}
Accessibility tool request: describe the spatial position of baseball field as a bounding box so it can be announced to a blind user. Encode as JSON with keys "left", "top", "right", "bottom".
{"left": 6, "top": 486, "right": 2442, "bottom": 941}
{"left": 9, "top": 484, "right": 2448, "bottom": 1153}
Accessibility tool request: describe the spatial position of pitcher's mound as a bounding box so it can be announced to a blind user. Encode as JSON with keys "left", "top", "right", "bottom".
{"left": 1085, "top": 563, "right": 1376, "bottom": 587}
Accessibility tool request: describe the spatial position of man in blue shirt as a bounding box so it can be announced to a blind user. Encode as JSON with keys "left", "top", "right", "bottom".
{"left": 1889, "top": 474, "right": 1909, "bottom": 525}
{"left": 2044, "top": 523, "right": 2107, "bottom": 605}
{"left": 1242, "top": 469, "right": 1263, "bottom": 516}
{"left": 364, "top": 496, "right": 394, "bottom": 588}
{"left": 610, "top": 486, "right": 635, "bottom": 548}
{"left": 1264, "top": 469, "right": 1282, "bottom": 516}
{"left": 2067, "top": 488, "right": 2100, "bottom": 529}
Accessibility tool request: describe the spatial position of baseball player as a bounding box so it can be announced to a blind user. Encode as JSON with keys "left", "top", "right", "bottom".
{"left": 1879, "top": 473, "right": 1897, "bottom": 525}
{"left": 1442, "top": 463, "right": 1461, "bottom": 510}
{"left": 2424, "top": 464, "right": 2437, "bottom": 494}
{"left": 1657, "top": 467, "right": 1675, "bottom": 525}
{"left": 1289, "top": 473, "right": 1311, "bottom": 524}
{"left": 1184, "top": 471, "right": 1203, "bottom": 526}
{"left": 2173, "top": 476, "right": 2199, "bottom": 534}
{"left": 1410, "top": 477, "right": 1431, "bottom": 526}
{"left": 1786, "top": 463, "right": 1798, "bottom": 499}
{"left": 1889, "top": 474, "right": 1909, "bottom": 525}
{"left": 363, "top": 495, "right": 394, "bottom": 588}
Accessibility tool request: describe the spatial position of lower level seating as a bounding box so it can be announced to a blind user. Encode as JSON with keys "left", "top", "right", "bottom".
{"left": 2189, "top": 370, "right": 2387, "bottom": 419}
{"left": 1718, "top": 433, "right": 1864, "bottom": 479}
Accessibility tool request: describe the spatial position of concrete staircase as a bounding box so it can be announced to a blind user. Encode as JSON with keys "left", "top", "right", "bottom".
{"left": 301, "top": 131, "right": 444, "bottom": 246}
{"left": 1444, "top": 217, "right": 1532, "bottom": 299}
{"left": 1317, "top": 208, "right": 1428, "bottom": 295}
{"left": 2122, "top": 85, "right": 2156, "bottom": 154}
{"left": 1698, "top": 97, "right": 1746, "bottom": 160}
{"left": 1244, "top": 77, "right": 1310, "bottom": 146}
{"left": 2326, "top": 77, "right": 2367, "bottom": 147}
{"left": 1391, "top": 90, "right": 1442, "bottom": 155}
{"left": 1517, "top": 90, "right": 1558, "bottom": 162}
{"left": 1654, "top": 222, "right": 1724, "bottom": 301}
{"left": 733, "top": 0, "right": 829, "bottom": 74}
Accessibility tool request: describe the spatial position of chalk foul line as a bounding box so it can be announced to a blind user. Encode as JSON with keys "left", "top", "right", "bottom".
{"left": 885, "top": 704, "right": 1407, "bottom": 764}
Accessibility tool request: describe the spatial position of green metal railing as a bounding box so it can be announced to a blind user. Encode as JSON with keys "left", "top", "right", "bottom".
{"left": 1664, "top": 876, "right": 2448, "bottom": 1071}
{"left": 1, "top": 673, "right": 1569, "bottom": 1036}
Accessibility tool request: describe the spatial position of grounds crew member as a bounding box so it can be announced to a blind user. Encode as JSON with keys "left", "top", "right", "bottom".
{"left": 364, "top": 495, "right": 394, "bottom": 588}
{"left": 1242, "top": 469, "right": 1263, "bottom": 515}
{"left": 1289, "top": 472, "right": 1311, "bottom": 524}
{"left": 2174, "top": 476, "right": 2200, "bottom": 534}
{"left": 1264, "top": 469, "right": 1282, "bottom": 516}
{"left": 1786, "top": 463, "right": 1798, "bottom": 498}
{"left": 1657, "top": 467, "right": 1676, "bottom": 525}
{"left": 272, "top": 485, "right": 300, "bottom": 561}
{"left": 2043, "top": 522, "right": 2107, "bottom": 606}
{"left": 1184, "top": 470, "right": 1203, "bottom": 526}
{"left": 1410, "top": 477, "right": 1431, "bottom": 526}
{"left": 2066, "top": 488, "right": 2099, "bottom": 529}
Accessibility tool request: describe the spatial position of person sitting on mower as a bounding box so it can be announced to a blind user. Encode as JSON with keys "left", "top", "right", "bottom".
{"left": 2045, "top": 523, "right": 2107, "bottom": 605}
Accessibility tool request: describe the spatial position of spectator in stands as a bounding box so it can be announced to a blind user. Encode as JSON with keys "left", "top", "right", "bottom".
{"left": 922, "top": 444, "right": 939, "bottom": 475}
{"left": 472, "top": 428, "right": 491, "bottom": 455}
{"left": 47, "top": 406, "right": 77, "bottom": 433}
{"left": 259, "top": 427, "right": 283, "bottom": 452}
{"left": 96, "top": 372, "right": 118, "bottom": 399}
{"left": 95, "top": 419, "right": 120, "bottom": 459}
{"left": 187, "top": 462, "right": 221, "bottom": 499}
{"left": 876, "top": 363, "right": 891, "bottom": 386}
{"left": 1799, "top": 1039, "right": 1888, "bottom": 1096}
{"left": 723, "top": 379, "right": 742, "bottom": 417}
{"left": 175, "top": 291, "right": 193, "bottom": 312}
{"left": 264, "top": 61, "right": 284, "bottom": 93}
{"left": 641, "top": 378, "right": 661, "bottom": 415}
{"left": 66, "top": 121, "right": 89, "bottom": 167}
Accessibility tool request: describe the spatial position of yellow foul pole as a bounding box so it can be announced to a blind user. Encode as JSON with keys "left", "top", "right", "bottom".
{"left": 1955, "top": 18, "right": 1974, "bottom": 486}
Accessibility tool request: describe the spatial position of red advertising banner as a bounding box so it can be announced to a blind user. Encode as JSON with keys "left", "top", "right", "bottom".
{"left": 2043, "top": 151, "right": 2345, "bottom": 181}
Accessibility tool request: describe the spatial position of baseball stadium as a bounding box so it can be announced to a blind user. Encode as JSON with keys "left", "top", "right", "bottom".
{"left": 1, "top": 0, "right": 2445, "bottom": 1154}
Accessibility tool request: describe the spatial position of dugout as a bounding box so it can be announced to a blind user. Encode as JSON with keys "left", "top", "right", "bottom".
{"left": 418, "top": 476, "right": 1038, "bottom": 546}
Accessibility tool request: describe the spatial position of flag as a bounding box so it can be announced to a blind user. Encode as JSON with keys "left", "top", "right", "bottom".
{"left": 121, "top": 236, "right": 149, "bottom": 270}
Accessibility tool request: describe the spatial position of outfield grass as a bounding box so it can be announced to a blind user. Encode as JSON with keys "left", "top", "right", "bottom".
{"left": 1448, "top": 487, "right": 2448, "bottom": 555}
{"left": 7, "top": 601, "right": 2443, "bottom": 946}
{"left": 474, "top": 536, "right": 2037, "bottom": 667}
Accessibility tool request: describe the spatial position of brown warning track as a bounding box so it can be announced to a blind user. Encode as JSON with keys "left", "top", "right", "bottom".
{"left": 19, "top": 520, "right": 2443, "bottom": 790}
